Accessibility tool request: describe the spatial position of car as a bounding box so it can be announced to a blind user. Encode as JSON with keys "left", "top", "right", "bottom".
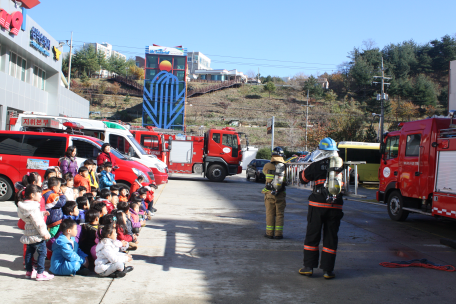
{"left": 246, "top": 159, "right": 270, "bottom": 182}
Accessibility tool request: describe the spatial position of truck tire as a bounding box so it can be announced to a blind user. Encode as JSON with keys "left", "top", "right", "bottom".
{"left": 207, "top": 164, "right": 226, "bottom": 182}
{"left": 254, "top": 173, "right": 259, "bottom": 183}
{"left": 387, "top": 190, "right": 409, "bottom": 221}
{"left": 116, "top": 182, "right": 130, "bottom": 193}
{"left": 0, "top": 176, "right": 13, "bottom": 201}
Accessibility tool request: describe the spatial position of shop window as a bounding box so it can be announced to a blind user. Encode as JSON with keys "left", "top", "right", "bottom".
{"left": 145, "top": 69, "right": 157, "bottom": 80}
{"left": 173, "top": 71, "right": 185, "bottom": 81}
{"left": 146, "top": 55, "right": 158, "bottom": 68}
{"left": 33, "top": 66, "right": 46, "bottom": 90}
{"left": 9, "top": 51, "right": 26, "bottom": 81}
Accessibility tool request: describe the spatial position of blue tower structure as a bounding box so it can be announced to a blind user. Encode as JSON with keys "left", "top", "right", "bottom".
{"left": 143, "top": 45, "right": 187, "bottom": 130}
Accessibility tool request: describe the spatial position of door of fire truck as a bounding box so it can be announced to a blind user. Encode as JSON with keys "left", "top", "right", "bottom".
{"left": 207, "top": 130, "right": 239, "bottom": 163}
{"left": 381, "top": 135, "right": 400, "bottom": 189}
{"left": 400, "top": 131, "right": 428, "bottom": 199}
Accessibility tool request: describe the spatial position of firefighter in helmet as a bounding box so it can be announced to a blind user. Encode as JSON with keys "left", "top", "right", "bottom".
{"left": 298, "top": 138, "right": 344, "bottom": 279}
{"left": 262, "top": 146, "right": 287, "bottom": 239}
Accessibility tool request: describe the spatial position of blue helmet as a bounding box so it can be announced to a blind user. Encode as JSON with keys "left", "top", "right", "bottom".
{"left": 318, "top": 138, "right": 338, "bottom": 151}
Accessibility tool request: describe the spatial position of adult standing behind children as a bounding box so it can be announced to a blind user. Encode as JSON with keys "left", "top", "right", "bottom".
{"left": 60, "top": 146, "right": 78, "bottom": 177}
{"left": 97, "top": 143, "right": 117, "bottom": 169}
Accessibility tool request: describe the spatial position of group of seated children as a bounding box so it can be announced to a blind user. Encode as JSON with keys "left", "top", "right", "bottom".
{"left": 15, "top": 164, "right": 156, "bottom": 281}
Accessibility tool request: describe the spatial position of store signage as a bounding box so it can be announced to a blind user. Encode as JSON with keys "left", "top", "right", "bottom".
{"left": 30, "top": 26, "right": 50, "bottom": 56}
{"left": 0, "top": 8, "right": 23, "bottom": 35}
{"left": 147, "top": 45, "right": 186, "bottom": 56}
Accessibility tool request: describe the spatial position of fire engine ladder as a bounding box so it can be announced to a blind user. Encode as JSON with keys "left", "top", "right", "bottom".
{"left": 439, "top": 128, "right": 456, "bottom": 138}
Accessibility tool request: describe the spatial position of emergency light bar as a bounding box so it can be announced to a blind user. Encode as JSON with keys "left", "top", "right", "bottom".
{"left": 63, "top": 122, "right": 84, "bottom": 129}
{"left": 21, "top": 117, "right": 59, "bottom": 128}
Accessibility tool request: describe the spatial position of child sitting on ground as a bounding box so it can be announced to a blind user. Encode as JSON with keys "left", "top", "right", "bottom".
{"left": 74, "top": 167, "right": 91, "bottom": 193}
{"left": 42, "top": 168, "right": 57, "bottom": 190}
{"left": 94, "top": 224, "right": 133, "bottom": 278}
{"left": 44, "top": 177, "right": 67, "bottom": 237}
{"left": 93, "top": 202, "right": 108, "bottom": 218}
{"left": 110, "top": 184, "right": 120, "bottom": 196}
{"left": 114, "top": 208, "right": 138, "bottom": 251}
{"left": 99, "top": 162, "right": 116, "bottom": 190}
{"left": 131, "top": 195, "right": 152, "bottom": 220}
{"left": 76, "top": 196, "right": 90, "bottom": 223}
{"left": 99, "top": 189, "right": 115, "bottom": 214}
{"left": 119, "top": 187, "right": 129, "bottom": 203}
{"left": 62, "top": 200, "right": 84, "bottom": 224}
{"left": 129, "top": 175, "right": 144, "bottom": 199}
{"left": 91, "top": 187, "right": 99, "bottom": 199}
{"left": 138, "top": 188, "right": 156, "bottom": 216}
{"left": 62, "top": 173, "right": 75, "bottom": 200}
{"left": 84, "top": 193, "right": 94, "bottom": 206}
{"left": 78, "top": 186, "right": 87, "bottom": 197}
{"left": 129, "top": 201, "right": 146, "bottom": 233}
{"left": 118, "top": 201, "right": 140, "bottom": 236}
{"left": 50, "top": 219, "right": 89, "bottom": 276}
{"left": 79, "top": 209, "right": 101, "bottom": 268}
{"left": 16, "top": 184, "right": 54, "bottom": 281}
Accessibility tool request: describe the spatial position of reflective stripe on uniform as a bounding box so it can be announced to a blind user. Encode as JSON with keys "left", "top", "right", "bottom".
{"left": 322, "top": 247, "right": 337, "bottom": 255}
{"left": 275, "top": 226, "right": 283, "bottom": 231}
{"left": 315, "top": 179, "right": 326, "bottom": 185}
{"left": 301, "top": 171, "right": 309, "bottom": 183}
{"left": 304, "top": 245, "right": 319, "bottom": 251}
{"left": 309, "top": 201, "right": 343, "bottom": 210}
{"left": 266, "top": 225, "right": 274, "bottom": 230}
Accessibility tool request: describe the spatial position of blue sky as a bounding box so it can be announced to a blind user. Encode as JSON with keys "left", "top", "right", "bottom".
{"left": 30, "top": 0, "right": 455, "bottom": 78}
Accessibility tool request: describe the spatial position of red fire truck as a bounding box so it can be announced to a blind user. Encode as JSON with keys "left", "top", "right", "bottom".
{"left": 377, "top": 114, "right": 456, "bottom": 221}
{"left": 129, "top": 126, "right": 248, "bottom": 182}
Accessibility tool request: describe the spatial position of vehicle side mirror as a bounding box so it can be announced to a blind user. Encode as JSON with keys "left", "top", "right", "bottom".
{"left": 380, "top": 142, "right": 386, "bottom": 155}
{"left": 168, "top": 138, "right": 172, "bottom": 151}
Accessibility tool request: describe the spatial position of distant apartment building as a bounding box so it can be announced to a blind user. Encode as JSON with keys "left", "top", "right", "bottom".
{"left": 83, "top": 42, "right": 127, "bottom": 77}
{"left": 187, "top": 51, "right": 211, "bottom": 75}
{"left": 135, "top": 56, "right": 145, "bottom": 68}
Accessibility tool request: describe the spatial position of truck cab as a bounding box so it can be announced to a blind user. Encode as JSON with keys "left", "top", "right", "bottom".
{"left": 378, "top": 117, "right": 452, "bottom": 221}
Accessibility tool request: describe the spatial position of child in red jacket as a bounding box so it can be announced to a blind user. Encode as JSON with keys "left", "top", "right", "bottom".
{"left": 114, "top": 210, "right": 137, "bottom": 251}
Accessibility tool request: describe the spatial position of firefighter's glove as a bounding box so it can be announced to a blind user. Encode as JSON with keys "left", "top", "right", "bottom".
{"left": 265, "top": 182, "right": 273, "bottom": 191}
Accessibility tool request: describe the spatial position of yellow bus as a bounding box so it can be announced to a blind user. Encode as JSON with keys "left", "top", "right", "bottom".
{"left": 337, "top": 141, "right": 380, "bottom": 183}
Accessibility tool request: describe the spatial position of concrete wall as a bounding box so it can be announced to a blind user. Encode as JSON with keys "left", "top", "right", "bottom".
{"left": 449, "top": 61, "right": 456, "bottom": 112}
{"left": 0, "top": 0, "right": 89, "bottom": 128}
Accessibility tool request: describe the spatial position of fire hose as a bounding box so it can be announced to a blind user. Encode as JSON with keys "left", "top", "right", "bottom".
{"left": 379, "top": 259, "right": 455, "bottom": 272}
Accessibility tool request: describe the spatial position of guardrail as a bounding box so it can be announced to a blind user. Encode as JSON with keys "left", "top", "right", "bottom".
{"left": 285, "top": 161, "right": 366, "bottom": 198}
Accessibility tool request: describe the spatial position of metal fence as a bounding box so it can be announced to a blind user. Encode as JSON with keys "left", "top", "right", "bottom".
{"left": 285, "top": 161, "right": 366, "bottom": 198}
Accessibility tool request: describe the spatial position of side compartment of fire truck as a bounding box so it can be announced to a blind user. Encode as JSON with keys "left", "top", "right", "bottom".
{"left": 433, "top": 129, "right": 456, "bottom": 219}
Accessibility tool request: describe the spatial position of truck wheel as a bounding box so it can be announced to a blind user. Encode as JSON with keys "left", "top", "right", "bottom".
{"left": 207, "top": 165, "right": 226, "bottom": 182}
{"left": 116, "top": 182, "right": 130, "bottom": 193}
{"left": 255, "top": 173, "right": 259, "bottom": 183}
{"left": 387, "top": 190, "right": 409, "bottom": 221}
{"left": 0, "top": 176, "right": 13, "bottom": 201}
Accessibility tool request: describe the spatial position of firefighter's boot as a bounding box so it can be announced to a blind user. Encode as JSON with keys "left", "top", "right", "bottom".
{"left": 298, "top": 267, "right": 313, "bottom": 276}
{"left": 264, "top": 233, "right": 273, "bottom": 239}
{"left": 323, "top": 270, "right": 335, "bottom": 279}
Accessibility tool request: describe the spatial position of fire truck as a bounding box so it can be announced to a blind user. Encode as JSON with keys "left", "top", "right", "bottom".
{"left": 377, "top": 113, "right": 456, "bottom": 221}
{"left": 129, "top": 126, "right": 248, "bottom": 182}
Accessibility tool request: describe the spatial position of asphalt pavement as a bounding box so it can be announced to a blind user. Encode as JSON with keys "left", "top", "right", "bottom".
{"left": 0, "top": 172, "right": 455, "bottom": 303}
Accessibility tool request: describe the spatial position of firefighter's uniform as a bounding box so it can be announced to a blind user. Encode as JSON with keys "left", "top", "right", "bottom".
{"left": 262, "top": 155, "right": 286, "bottom": 238}
{"left": 299, "top": 157, "right": 344, "bottom": 273}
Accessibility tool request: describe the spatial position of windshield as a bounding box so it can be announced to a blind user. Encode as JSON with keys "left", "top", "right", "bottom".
{"left": 128, "top": 135, "right": 148, "bottom": 155}
{"left": 95, "top": 140, "right": 127, "bottom": 160}
{"left": 257, "top": 160, "right": 270, "bottom": 167}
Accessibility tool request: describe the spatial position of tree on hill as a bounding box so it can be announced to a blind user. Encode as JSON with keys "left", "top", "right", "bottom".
{"left": 263, "top": 81, "right": 276, "bottom": 98}
{"left": 303, "top": 75, "right": 324, "bottom": 99}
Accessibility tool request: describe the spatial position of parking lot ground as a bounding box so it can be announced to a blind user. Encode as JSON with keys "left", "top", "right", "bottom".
{"left": 1, "top": 172, "right": 456, "bottom": 303}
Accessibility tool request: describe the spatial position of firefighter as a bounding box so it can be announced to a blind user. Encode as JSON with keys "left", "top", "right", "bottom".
{"left": 298, "top": 138, "right": 344, "bottom": 279}
{"left": 262, "top": 147, "right": 287, "bottom": 239}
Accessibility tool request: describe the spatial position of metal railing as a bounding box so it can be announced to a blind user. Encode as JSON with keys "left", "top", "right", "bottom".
{"left": 285, "top": 161, "right": 366, "bottom": 198}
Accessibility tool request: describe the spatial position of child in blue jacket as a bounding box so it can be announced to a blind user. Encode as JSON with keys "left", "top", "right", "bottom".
{"left": 44, "top": 177, "right": 67, "bottom": 237}
{"left": 50, "top": 219, "right": 89, "bottom": 276}
{"left": 99, "top": 162, "right": 116, "bottom": 190}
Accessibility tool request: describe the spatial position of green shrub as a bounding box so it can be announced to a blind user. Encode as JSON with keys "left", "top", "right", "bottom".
{"left": 256, "top": 147, "right": 271, "bottom": 160}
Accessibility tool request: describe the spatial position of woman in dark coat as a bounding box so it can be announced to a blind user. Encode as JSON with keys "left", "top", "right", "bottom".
{"left": 60, "top": 146, "right": 78, "bottom": 177}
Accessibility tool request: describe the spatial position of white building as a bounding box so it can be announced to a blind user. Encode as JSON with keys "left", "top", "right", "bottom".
{"left": 194, "top": 69, "right": 247, "bottom": 82}
{"left": 83, "top": 42, "right": 127, "bottom": 77}
{"left": 187, "top": 51, "right": 211, "bottom": 75}
{"left": 0, "top": 0, "right": 89, "bottom": 129}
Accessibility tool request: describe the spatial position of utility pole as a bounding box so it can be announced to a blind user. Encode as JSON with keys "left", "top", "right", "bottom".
{"left": 373, "top": 57, "right": 391, "bottom": 144}
{"left": 68, "top": 31, "right": 73, "bottom": 90}
{"left": 305, "top": 89, "right": 309, "bottom": 151}
{"left": 271, "top": 116, "right": 275, "bottom": 152}
{"left": 257, "top": 68, "right": 259, "bottom": 83}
